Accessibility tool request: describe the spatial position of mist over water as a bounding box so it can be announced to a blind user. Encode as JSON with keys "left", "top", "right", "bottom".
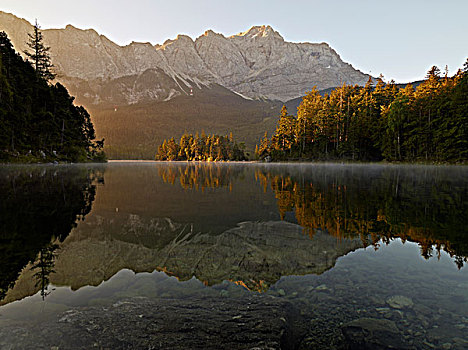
{"left": 0, "top": 162, "right": 467, "bottom": 349}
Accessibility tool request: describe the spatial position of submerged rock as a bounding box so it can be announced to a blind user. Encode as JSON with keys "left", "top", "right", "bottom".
{"left": 341, "top": 317, "right": 410, "bottom": 349}
{"left": 386, "top": 295, "right": 414, "bottom": 309}
{"left": 0, "top": 295, "right": 304, "bottom": 349}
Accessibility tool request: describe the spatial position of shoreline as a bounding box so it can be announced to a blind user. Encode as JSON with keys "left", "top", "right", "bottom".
{"left": 108, "top": 159, "right": 468, "bottom": 166}
{"left": 1, "top": 159, "right": 467, "bottom": 167}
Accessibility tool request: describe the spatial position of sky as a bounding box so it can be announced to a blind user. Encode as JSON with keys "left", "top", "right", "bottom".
{"left": 1, "top": 0, "right": 467, "bottom": 83}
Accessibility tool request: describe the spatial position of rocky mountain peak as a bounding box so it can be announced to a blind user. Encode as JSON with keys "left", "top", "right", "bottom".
{"left": 176, "top": 34, "right": 193, "bottom": 42}
{"left": 160, "top": 34, "right": 194, "bottom": 51}
{"left": 0, "top": 11, "right": 371, "bottom": 102}
{"left": 63, "top": 24, "right": 99, "bottom": 37}
{"left": 234, "top": 25, "right": 284, "bottom": 41}
{"left": 127, "top": 41, "right": 153, "bottom": 48}
{"left": 202, "top": 29, "right": 224, "bottom": 38}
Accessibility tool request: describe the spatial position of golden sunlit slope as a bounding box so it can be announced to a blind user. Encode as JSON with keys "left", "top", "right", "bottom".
{"left": 88, "top": 84, "right": 282, "bottom": 159}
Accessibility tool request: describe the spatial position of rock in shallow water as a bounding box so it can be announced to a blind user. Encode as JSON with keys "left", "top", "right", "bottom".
{"left": 341, "top": 317, "right": 411, "bottom": 349}
{"left": 0, "top": 295, "right": 303, "bottom": 350}
{"left": 386, "top": 295, "right": 414, "bottom": 309}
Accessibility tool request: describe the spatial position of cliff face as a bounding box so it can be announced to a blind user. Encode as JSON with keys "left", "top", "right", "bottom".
{"left": 199, "top": 26, "right": 368, "bottom": 101}
{"left": 0, "top": 12, "right": 370, "bottom": 103}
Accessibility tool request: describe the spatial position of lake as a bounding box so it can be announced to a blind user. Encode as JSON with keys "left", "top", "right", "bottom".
{"left": 0, "top": 162, "right": 467, "bottom": 349}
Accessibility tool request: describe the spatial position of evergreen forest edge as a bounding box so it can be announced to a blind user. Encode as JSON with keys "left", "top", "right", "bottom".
{"left": 0, "top": 29, "right": 105, "bottom": 163}
{"left": 157, "top": 60, "right": 468, "bottom": 164}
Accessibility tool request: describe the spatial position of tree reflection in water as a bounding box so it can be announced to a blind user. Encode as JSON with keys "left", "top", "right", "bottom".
{"left": 254, "top": 166, "right": 468, "bottom": 268}
{"left": 0, "top": 166, "right": 104, "bottom": 301}
{"left": 158, "top": 163, "right": 244, "bottom": 191}
{"left": 157, "top": 163, "right": 467, "bottom": 268}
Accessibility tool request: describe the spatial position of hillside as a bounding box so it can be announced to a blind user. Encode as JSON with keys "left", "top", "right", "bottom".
{"left": 88, "top": 84, "right": 282, "bottom": 159}
{"left": 0, "top": 11, "right": 373, "bottom": 159}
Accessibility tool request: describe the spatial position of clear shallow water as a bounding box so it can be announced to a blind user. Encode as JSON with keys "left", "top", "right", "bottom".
{"left": 0, "top": 162, "right": 467, "bottom": 349}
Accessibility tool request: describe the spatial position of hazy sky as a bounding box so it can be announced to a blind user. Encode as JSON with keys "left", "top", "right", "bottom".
{"left": 1, "top": 0, "right": 467, "bottom": 82}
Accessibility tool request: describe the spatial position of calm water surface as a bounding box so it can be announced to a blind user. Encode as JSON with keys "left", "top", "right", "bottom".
{"left": 0, "top": 162, "right": 467, "bottom": 349}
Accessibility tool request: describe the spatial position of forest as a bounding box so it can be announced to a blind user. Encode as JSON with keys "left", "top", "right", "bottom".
{"left": 156, "top": 132, "right": 247, "bottom": 161}
{"left": 256, "top": 61, "right": 468, "bottom": 163}
{"left": 0, "top": 29, "right": 105, "bottom": 163}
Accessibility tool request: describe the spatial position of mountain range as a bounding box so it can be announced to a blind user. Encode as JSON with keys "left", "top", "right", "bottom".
{"left": 0, "top": 11, "right": 371, "bottom": 158}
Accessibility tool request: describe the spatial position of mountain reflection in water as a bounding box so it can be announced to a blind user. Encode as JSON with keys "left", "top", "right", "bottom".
{"left": 0, "top": 163, "right": 467, "bottom": 349}
{"left": 160, "top": 163, "right": 468, "bottom": 268}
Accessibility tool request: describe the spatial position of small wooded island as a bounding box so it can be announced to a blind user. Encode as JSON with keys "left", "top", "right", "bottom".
{"left": 0, "top": 27, "right": 105, "bottom": 163}
{"left": 156, "top": 132, "right": 247, "bottom": 161}
{"left": 157, "top": 60, "right": 467, "bottom": 163}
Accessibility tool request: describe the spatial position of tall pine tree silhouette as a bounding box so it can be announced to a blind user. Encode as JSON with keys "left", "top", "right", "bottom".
{"left": 24, "top": 19, "right": 55, "bottom": 82}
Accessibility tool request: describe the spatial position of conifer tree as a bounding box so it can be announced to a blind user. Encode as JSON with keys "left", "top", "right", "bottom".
{"left": 272, "top": 105, "right": 296, "bottom": 157}
{"left": 0, "top": 32, "right": 104, "bottom": 162}
{"left": 24, "top": 20, "right": 55, "bottom": 82}
{"left": 257, "top": 60, "right": 467, "bottom": 163}
{"left": 155, "top": 132, "right": 246, "bottom": 161}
